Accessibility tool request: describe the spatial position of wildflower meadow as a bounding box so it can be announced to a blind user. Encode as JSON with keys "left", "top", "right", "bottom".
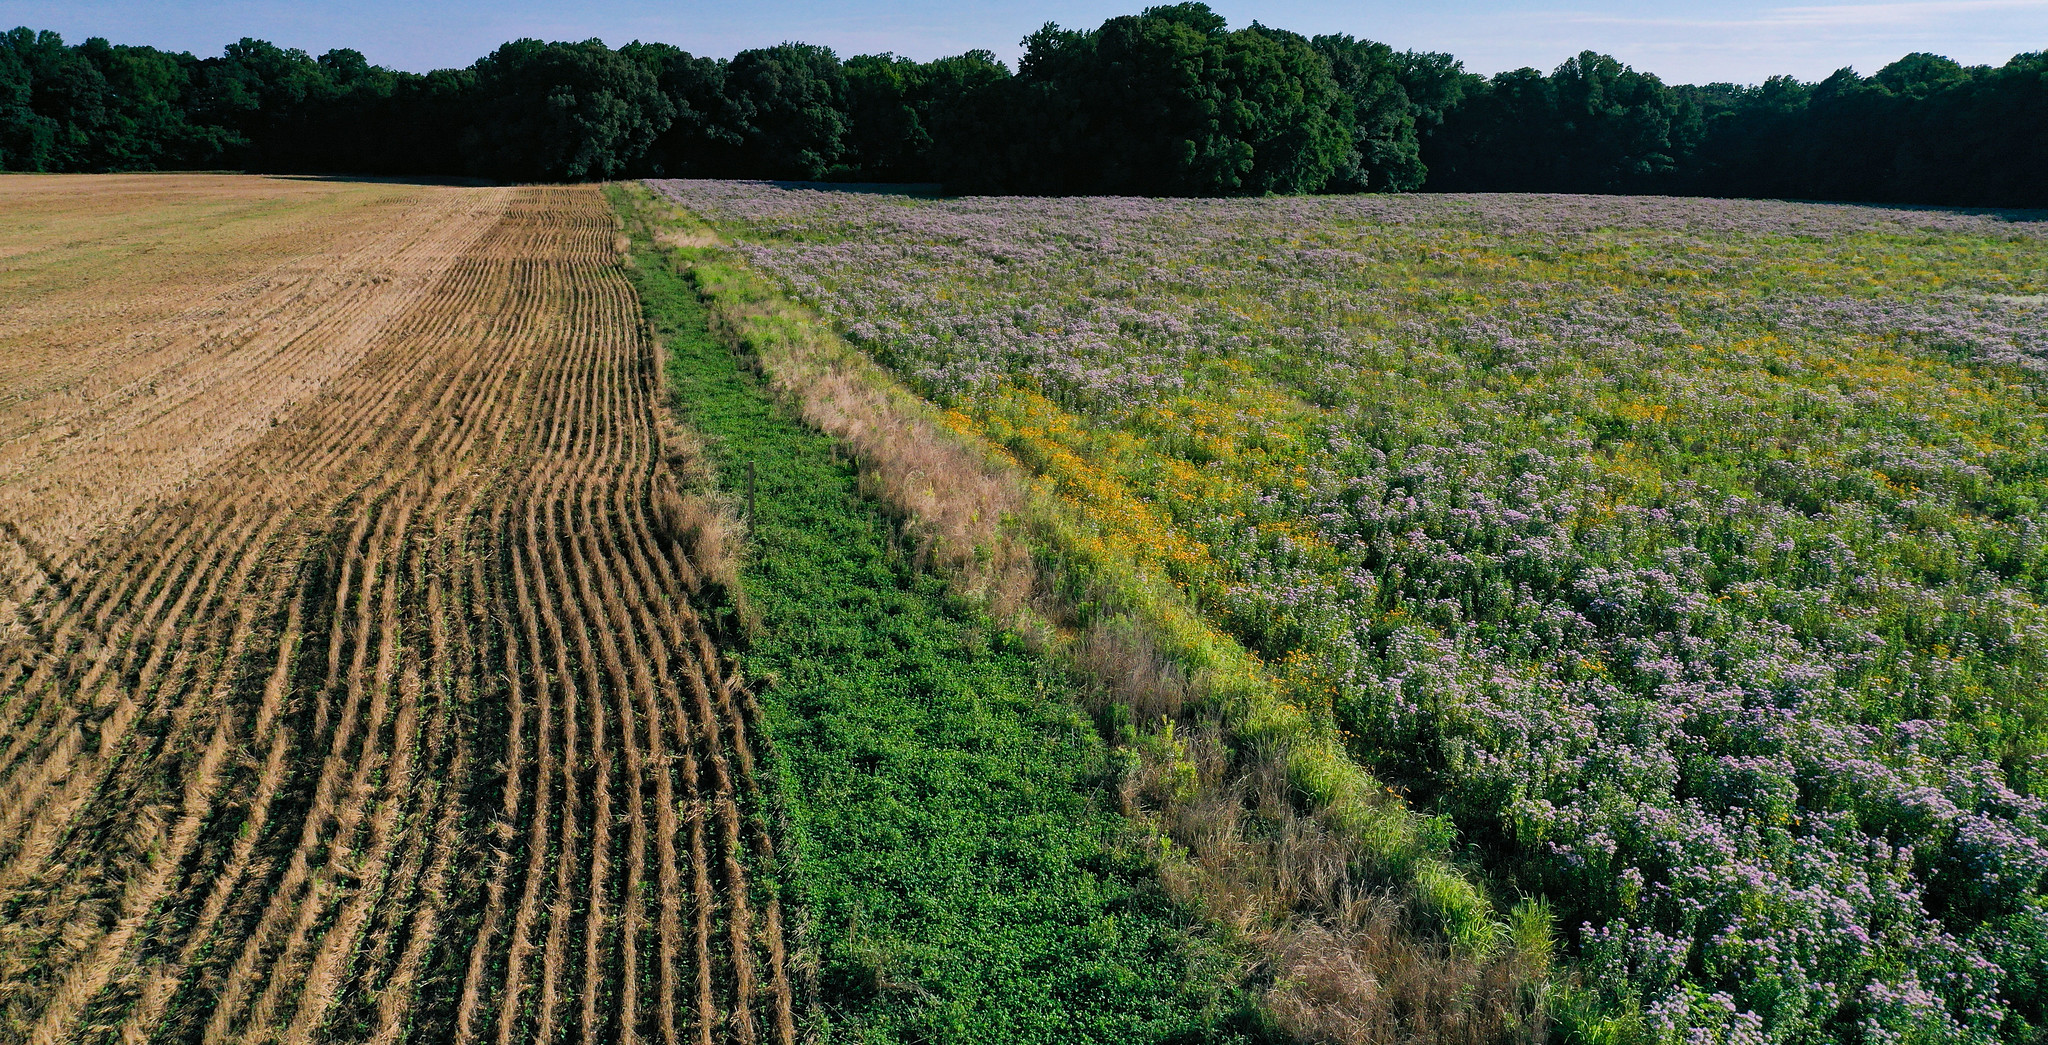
{"left": 656, "top": 180, "right": 2048, "bottom": 1045}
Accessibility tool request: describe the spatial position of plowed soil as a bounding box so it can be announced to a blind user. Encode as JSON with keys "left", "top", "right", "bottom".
{"left": 0, "top": 175, "right": 792, "bottom": 1045}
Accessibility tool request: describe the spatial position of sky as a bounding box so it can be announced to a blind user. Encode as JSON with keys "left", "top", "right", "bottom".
{"left": 4, "top": 0, "right": 2044, "bottom": 85}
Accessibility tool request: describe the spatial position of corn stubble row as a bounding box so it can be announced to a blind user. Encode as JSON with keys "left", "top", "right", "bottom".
{"left": 0, "top": 179, "right": 792, "bottom": 1044}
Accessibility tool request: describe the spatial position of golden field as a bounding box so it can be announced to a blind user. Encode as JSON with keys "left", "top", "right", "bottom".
{"left": 0, "top": 176, "right": 788, "bottom": 1045}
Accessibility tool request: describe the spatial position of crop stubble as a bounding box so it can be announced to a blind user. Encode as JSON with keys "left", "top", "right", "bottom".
{"left": 0, "top": 176, "right": 792, "bottom": 1045}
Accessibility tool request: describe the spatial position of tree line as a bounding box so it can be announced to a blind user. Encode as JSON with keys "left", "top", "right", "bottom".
{"left": 4, "top": 4, "right": 2043, "bottom": 206}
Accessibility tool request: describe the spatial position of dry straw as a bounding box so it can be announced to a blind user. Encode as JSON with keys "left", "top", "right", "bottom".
{"left": 0, "top": 179, "right": 790, "bottom": 1044}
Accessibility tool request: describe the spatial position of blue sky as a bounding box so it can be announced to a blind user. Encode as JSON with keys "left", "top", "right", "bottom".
{"left": 5, "top": 0, "right": 2044, "bottom": 84}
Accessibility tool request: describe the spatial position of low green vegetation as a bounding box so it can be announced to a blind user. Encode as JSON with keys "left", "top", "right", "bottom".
{"left": 613, "top": 186, "right": 1262, "bottom": 1043}
{"left": 663, "top": 179, "right": 2048, "bottom": 1045}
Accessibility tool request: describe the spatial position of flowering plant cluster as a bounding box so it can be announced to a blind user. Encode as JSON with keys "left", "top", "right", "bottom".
{"left": 655, "top": 179, "right": 2048, "bottom": 1044}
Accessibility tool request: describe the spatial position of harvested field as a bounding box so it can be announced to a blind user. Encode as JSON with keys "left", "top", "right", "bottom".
{"left": 0, "top": 176, "right": 792, "bottom": 1044}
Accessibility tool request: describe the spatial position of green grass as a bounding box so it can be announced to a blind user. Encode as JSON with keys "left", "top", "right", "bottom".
{"left": 612, "top": 187, "right": 1265, "bottom": 1044}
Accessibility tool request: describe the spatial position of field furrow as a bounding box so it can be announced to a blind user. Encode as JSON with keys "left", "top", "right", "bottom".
{"left": 0, "top": 177, "right": 786, "bottom": 1045}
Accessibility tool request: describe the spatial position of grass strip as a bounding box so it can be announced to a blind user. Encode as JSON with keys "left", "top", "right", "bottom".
{"left": 612, "top": 185, "right": 1266, "bottom": 1044}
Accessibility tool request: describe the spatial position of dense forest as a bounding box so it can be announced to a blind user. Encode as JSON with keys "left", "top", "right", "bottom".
{"left": 3, "top": 3, "right": 2044, "bottom": 205}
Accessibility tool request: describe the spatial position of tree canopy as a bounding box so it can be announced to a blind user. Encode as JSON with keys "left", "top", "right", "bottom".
{"left": 3, "top": 5, "right": 2043, "bottom": 206}
{"left": 963, "top": 6, "right": 1351, "bottom": 195}
{"left": 461, "top": 38, "right": 672, "bottom": 182}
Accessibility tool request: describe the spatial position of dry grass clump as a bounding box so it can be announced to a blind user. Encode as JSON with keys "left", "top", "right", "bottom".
{"left": 1075, "top": 615, "right": 1191, "bottom": 726}
{"left": 1261, "top": 916, "right": 1532, "bottom": 1045}
{"left": 1120, "top": 717, "right": 1545, "bottom": 1044}
{"left": 650, "top": 379, "right": 756, "bottom": 635}
{"left": 658, "top": 228, "right": 724, "bottom": 250}
{"left": 637, "top": 179, "right": 1548, "bottom": 1043}
{"left": 654, "top": 480, "right": 745, "bottom": 592}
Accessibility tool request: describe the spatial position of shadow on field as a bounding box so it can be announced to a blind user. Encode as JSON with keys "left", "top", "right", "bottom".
{"left": 274, "top": 172, "right": 500, "bottom": 187}
{"left": 1781, "top": 196, "right": 2048, "bottom": 225}
{"left": 748, "top": 179, "right": 948, "bottom": 196}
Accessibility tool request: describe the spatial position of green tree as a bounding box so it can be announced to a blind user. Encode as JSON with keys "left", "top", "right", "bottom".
{"left": 373, "top": 66, "right": 476, "bottom": 175}
{"left": 1394, "top": 49, "right": 1477, "bottom": 134}
{"left": 462, "top": 38, "right": 673, "bottom": 181}
{"left": 1425, "top": 51, "right": 1678, "bottom": 193}
{"left": 724, "top": 42, "right": 847, "bottom": 179}
{"left": 988, "top": 3, "right": 1350, "bottom": 196}
{"left": 0, "top": 16, "right": 2040, "bottom": 204}
{"left": 1423, "top": 65, "right": 1553, "bottom": 190}
{"left": 1684, "top": 75, "right": 1808, "bottom": 198}
{"left": 840, "top": 53, "right": 924, "bottom": 178}
{"left": 1229, "top": 24, "right": 1353, "bottom": 194}
{"left": 902, "top": 50, "right": 1010, "bottom": 184}
{"left": 1935, "top": 51, "right": 2048, "bottom": 206}
{"left": 838, "top": 50, "right": 1008, "bottom": 181}
{"left": 1312, "top": 34, "right": 1424, "bottom": 192}
{"left": 1548, "top": 51, "right": 1679, "bottom": 190}
{"left": 13, "top": 28, "right": 115, "bottom": 170}
{"left": 622, "top": 41, "right": 741, "bottom": 176}
{"left": 189, "top": 39, "right": 329, "bottom": 167}
{"left": 0, "top": 29, "right": 60, "bottom": 170}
